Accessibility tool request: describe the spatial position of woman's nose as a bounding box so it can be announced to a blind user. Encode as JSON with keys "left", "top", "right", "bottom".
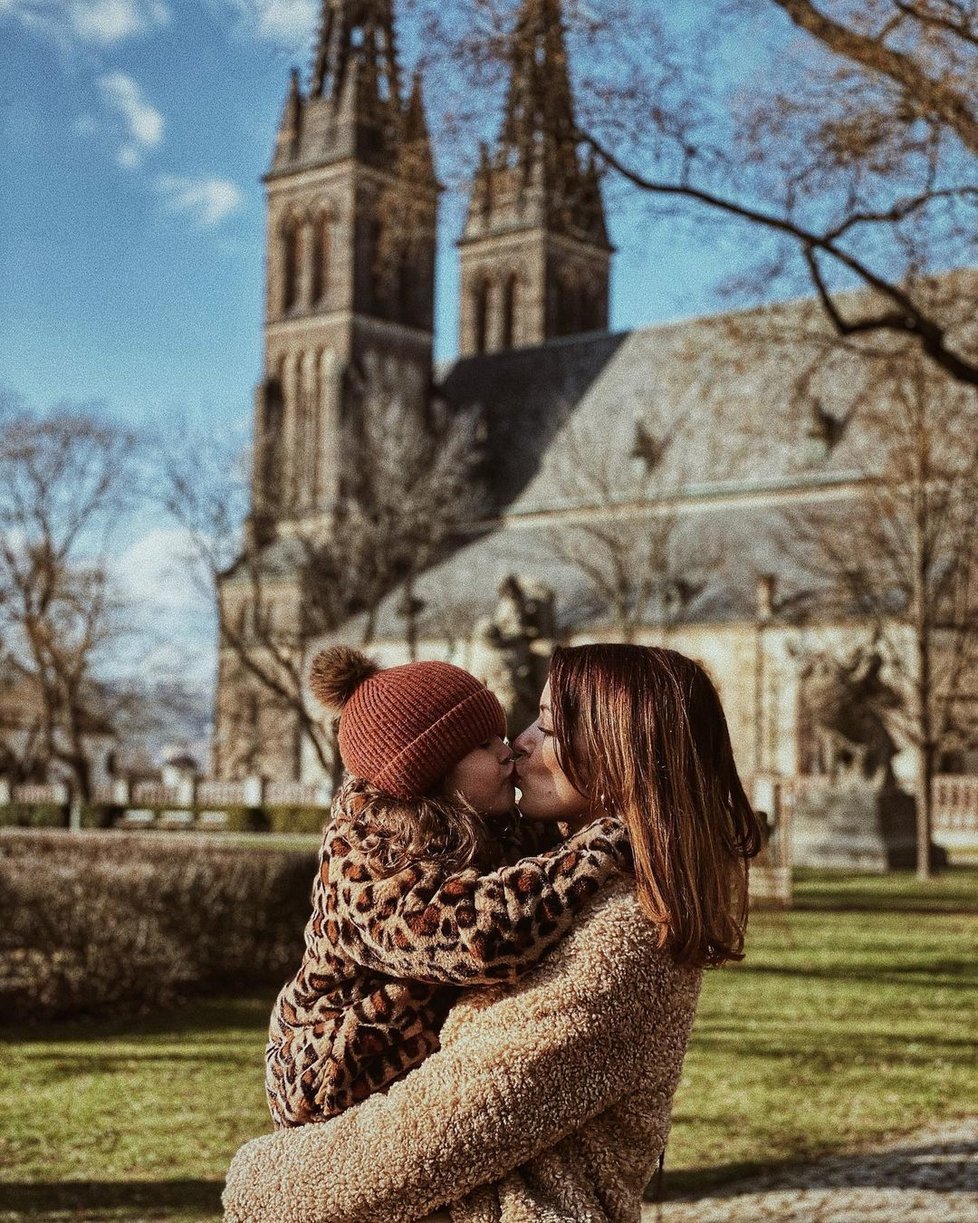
{"left": 512, "top": 725, "right": 534, "bottom": 755}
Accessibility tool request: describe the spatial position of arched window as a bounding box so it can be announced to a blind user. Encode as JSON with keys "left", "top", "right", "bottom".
{"left": 259, "top": 376, "right": 284, "bottom": 508}
{"left": 398, "top": 249, "right": 415, "bottom": 323}
{"left": 501, "top": 273, "right": 518, "bottom": 349}
{"left": 310, "top": 213, "right": 330, "bottom": 305}
{"left": 370, "top": 217, "right": 387, "bottom": 313}
{"left": 282, "top": 221, "right": 299, "bottom": 312}
{"left": 474, "top": 277, "right": 491, "bottom": 354}
{"left": 556, "top": 273, "right": 578, "bottom": 336}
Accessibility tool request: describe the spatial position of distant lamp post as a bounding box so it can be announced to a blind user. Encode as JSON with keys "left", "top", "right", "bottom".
{"left": 397, "top": 585, "right": 427, "bottom": 662}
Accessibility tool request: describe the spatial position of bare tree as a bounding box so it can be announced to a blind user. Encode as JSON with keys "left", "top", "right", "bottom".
{"left": 340, "top": 395, "right": 488, "bottom": 655}
{"left": 0, "top": 400, "right": 141, "bottom": 800}
{"left": 545, "top": 413, "right": 718, "bottom": 640}
{"left": 784, "top": 353, "right": 978, "bottom": 877}
{"left": 161, "top": 398, "right": 488, "bottom": 779}
{"left": 158, "top": 429, "right": 339, "bottom": 777}
{"left": 412, "top": 0, "right": 978, "bottom": 390}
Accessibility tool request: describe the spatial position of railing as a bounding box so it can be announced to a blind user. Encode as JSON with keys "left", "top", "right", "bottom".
{"left": 2, "top": 773, "right": 976, "bottom": 847}
{"left": 931, "top": 774, "right": 978, "bottom": 833}
{"left": 264, "top": 781, "right": 328, "bottom": 808}
{"left": 132, "top": 782, "right": 184, "bottom": 808}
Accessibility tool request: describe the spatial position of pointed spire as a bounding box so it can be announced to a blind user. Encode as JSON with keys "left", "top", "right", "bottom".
{"left": 309, "top": 0, "right": 400, "bottom": 113}
{"left": 272, "top": 67, "right": 304, "bottom": 169}
{"left": 466, "top": 0, "right": 608, "bottom": 246}
{"left": 499, "top": 0, "right": 577, "bottom": 174}
{"left": 401, "top": 70, "right": 436, "bottom": 184}
{"left": 270, "top": 1, "right": 404, "bottom": 173}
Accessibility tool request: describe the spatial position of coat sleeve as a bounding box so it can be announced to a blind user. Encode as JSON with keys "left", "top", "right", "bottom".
{"left": 223, "top": 892, "right": 690, "bottom": 1223}
{"left": 332, "top": 817, "right": 631, "bottom": 986}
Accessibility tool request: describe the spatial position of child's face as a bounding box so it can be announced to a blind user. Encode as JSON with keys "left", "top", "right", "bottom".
{"left": 444, "top": 735, "right": 516, "bottom": 815}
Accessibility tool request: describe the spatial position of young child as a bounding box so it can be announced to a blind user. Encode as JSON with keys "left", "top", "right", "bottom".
{"left": 265, "top": 646, "right": 631, "bottom": 1129}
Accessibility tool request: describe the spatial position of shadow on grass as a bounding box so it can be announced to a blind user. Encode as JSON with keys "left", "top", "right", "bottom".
{"left": 738, "top": 962, "right": 978, "bottom": 989}
{"left": 0, "top": 1180, "right": 222, "bottom": 1214}
{"left": 0, "top": 995, "right": 274, "bottom": 1045}
{"left": 791, "top": 866, "right": 978, "bottom": 916}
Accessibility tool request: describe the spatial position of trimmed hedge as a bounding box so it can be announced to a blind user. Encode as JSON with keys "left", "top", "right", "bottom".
{"left": 267, "top": 807, "right": 329, "bottom": 836}
{"left": 1, "top": 803, "right": 68, "bottom": 829}
{"left": 0, "top": 830, "right": 317, "bottom": 1022}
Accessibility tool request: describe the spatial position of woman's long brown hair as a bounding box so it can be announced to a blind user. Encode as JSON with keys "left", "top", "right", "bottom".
{"left": 548, "top": 644, "right": 764, "bottom": 967}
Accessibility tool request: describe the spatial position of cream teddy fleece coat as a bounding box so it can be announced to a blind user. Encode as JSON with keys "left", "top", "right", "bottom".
{"left": 224, "top": 881, "right": 703, "bottom": 1223}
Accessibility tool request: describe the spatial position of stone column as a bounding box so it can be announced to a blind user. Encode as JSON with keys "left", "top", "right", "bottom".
{"left": 316, "top": 349, "right": 339, "bottom": 508}
{"left": 299, "top": 216, "right": 314, "bottom": 310}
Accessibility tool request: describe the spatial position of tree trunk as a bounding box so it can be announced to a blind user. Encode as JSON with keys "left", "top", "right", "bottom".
{"left": 405, "top": 575, "right": 419, "bottom": 662}
{"left": 916, "top": 741, "right": 935, "bottom": 883}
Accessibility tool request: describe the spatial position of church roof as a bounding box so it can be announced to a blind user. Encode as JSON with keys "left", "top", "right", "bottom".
{"left": 439, "top": 293, "right": 884, "bottom": 515}
{"left": 250, "top": 273, "right": 978, "bottom": 639}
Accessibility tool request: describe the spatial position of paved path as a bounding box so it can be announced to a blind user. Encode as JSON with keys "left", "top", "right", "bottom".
{"left": 645, "top": 1118, "right": 978, "bottom": 1222}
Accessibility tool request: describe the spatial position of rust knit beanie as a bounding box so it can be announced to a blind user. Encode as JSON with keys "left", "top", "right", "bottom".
{"left": 308, "top": 646, "right": 505, "bottom": 799}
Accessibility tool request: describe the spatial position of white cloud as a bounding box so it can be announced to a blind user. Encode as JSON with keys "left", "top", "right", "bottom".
{"left": 107, "top": 524, "right": 217, "bottom": 690}
{"left": 72, "top": 0, "right": 170, "bottom": 43}
{"left": 207, "top": 0, "right": 316, "bottom": 48}
{"left": 0, "top": 0, "right": 170, "bottom": 47}
{"left": 155, "top": 174, "right": 244, "bottom": 227}
{"left": 97, "top": 70, "right": 164, "bottom": 168}
{"left": 112, "top": 525, "right": 210, "bottom": 615}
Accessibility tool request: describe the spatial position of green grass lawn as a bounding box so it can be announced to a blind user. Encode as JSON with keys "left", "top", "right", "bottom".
{"left": 2, "top": 867, "right": 976, "bottom": 1221}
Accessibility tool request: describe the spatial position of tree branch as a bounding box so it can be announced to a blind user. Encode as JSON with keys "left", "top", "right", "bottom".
{"left": 772, "top": 0, "right": 978, "bottom": 155}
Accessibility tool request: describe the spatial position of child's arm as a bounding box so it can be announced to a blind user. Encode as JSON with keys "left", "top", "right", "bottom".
{"left": 326, "top": 815, "right": 631, "bottom": 986}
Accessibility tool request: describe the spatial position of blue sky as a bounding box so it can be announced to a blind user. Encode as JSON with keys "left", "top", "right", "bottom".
{"left": 1, "top": 0, "right": 768, "bottom": 437}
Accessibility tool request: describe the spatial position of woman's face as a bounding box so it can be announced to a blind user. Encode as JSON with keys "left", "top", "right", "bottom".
{"left": 512, "top": 682, "right": 591, "bottom": 824}
{"left": 444, "top": 735, "right": 515, "bottom": 815}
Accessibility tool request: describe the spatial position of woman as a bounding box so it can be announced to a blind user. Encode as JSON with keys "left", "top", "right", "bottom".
{"left": 224, "top": 644, "right": 763, "bottom": 1223}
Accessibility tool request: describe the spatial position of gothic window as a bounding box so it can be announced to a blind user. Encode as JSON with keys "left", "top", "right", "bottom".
{"left": 311, "top": 212, "right": 331, "bottom": 305}
{"left": 398, "top": 248, "right": 415, "bottom": 324}
{"left": 556, "top": 272, "right": 580, "bottom": 336}
{"left": 282, "top": 221, "right": 299, "bottom": 312}
{"left": 370, "top": 216, "right": 387, "bottom": 313}
{"left": 260, "top": 376, "right": 284, "bottom": 508}
{"left": 474, "top": 277, "right": 491, "bottom": 354}
{"left": 582, "top": 280, "right": 604, "bottom": 332}
{"left": 501, "top": 273, "right": 518, "bottom": 349}
{"left": 576, "top": 280, "right": 590, "bottom": 332}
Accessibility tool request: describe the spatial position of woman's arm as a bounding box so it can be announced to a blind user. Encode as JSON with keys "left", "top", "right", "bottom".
{"left": 223, "top": 888, "right": 699, "bottom": 1223}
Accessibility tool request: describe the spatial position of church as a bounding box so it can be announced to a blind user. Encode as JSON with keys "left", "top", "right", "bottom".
{"left": 214, "top": 0, "right": 978, "bottom": 823}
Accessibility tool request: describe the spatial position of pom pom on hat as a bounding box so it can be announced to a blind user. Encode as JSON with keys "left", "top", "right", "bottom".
{"left": 308, "top": 646, "right": 379, "bottom": 712}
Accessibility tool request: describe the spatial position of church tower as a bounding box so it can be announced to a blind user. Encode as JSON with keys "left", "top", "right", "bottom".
{"left": 457, "top": 0, "right": 612, "bottom": 356}
{"left": 252, "top": 0, "right": 438, "bottom": 533}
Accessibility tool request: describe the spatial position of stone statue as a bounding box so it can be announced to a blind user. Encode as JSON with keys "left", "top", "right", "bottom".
{"left": 794, "top": 646, "right": 921, "bottom": 870}
{"left": 799, "top": 647, "right": 900, "bottom": 787}
{"left": 472, "top": 575, "right": 556, "bottom": 733}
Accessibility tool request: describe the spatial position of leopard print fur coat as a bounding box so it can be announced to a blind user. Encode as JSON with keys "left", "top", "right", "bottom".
{"left": 265, "top": 777, "right": 630, "bottom": 1128}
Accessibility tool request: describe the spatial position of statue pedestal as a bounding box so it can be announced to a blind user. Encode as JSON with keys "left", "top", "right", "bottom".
{"left": 793, "top": 780, "right": 924, "bottom": 871}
